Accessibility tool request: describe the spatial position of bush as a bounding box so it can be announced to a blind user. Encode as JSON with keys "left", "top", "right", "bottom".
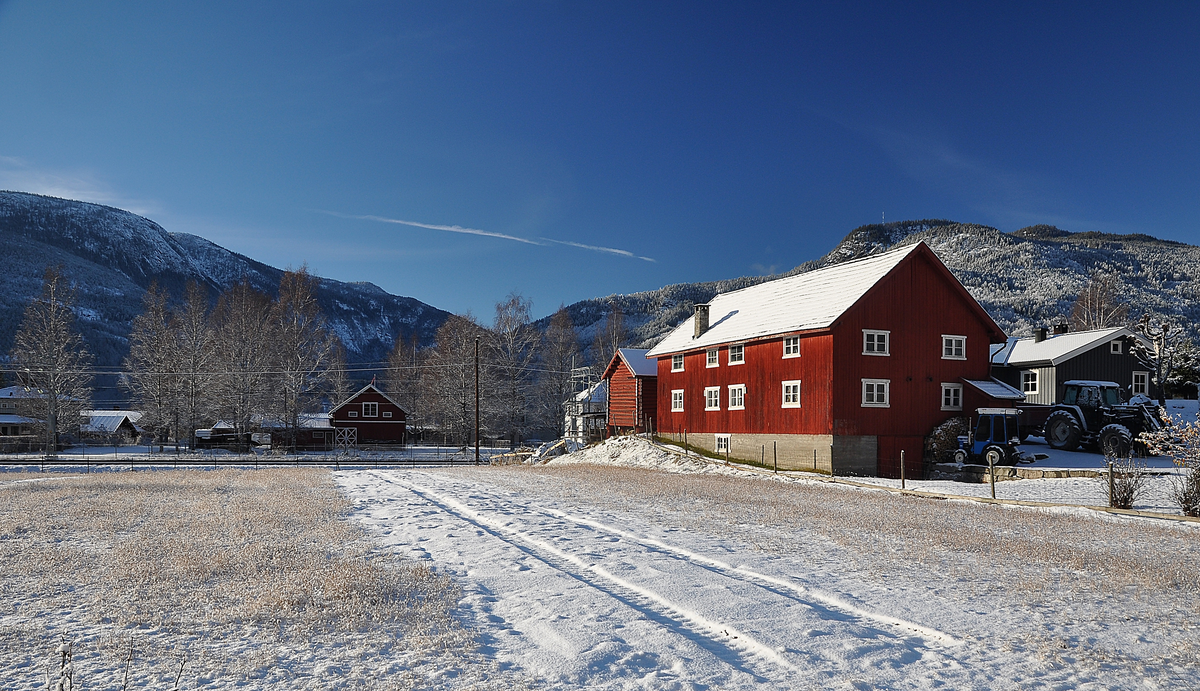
{"left": 1139, "top": 409, "right": 1200, "bottom": 516}
{"left": 1104, "top": 456, "right": 1149, "bottom": 510}
{"left": 1169, "top": 462, "right": 1200, "bottom": 517}
{"left": 925, "top": 416, "right": 969, "bottom": 465}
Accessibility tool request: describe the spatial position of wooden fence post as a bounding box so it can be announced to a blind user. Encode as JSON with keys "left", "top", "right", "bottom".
{"left": 900, "top": 449, "right": 906, "bottom": 490}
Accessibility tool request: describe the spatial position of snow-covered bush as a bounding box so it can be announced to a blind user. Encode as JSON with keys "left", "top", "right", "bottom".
{"left": 1103, "top": 456, "right": 1150, "bottom": 510}
{"left": 1139, "top": 410, "right": 1200, "bottom": 516}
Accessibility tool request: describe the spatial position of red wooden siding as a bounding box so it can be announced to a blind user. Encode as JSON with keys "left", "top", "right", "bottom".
{"left": 607, "top": 360, "right": 657, "bottom": 433}
{"left": 330, "top": 387, "right": 407, "bottom": 443}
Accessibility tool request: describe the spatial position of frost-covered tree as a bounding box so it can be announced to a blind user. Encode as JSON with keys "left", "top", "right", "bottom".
{"left": 1132, "top": 314, "right": 1187, "bottom": 406}
{"left": 123, "top": 283, "right": 178, "bottom": 443}
{"left": 489, "top": 293, "right": 538, "bottom": 447}
{"left": 591, "top": 300, "right": 626, "bottom": 376}
{"left": 209, "top": 279, "right": 273, "bottom": 439}
{"left": 537, "top": 306, "right": 580, "bottom": 437}
{"left": 268, "top": 268, "right": 337, "bottom": 451}
{"left": 10, "top": 266, "right": 93, "bottom": 453}
{"left": 172, "top": 281, "right": 215, "bottom": 448}
{"left": 385, "top": 331, "right": 423, "bottom": 425}
{"left": 423, "top": 315, "right": 491, "bottom": 447}
{"left": 1069, "top": 274, "right": 1129, "bottom": 331}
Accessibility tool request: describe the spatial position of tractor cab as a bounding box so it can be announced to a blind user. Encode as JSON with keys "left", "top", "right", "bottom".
{"left": 954, "top": 408, "right": 1023, "bottom": 466}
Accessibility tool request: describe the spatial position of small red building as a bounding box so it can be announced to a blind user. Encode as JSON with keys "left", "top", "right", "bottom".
{"left": 602, "top": 348, "right": 658, "bottom": 436}
{"left": 647, "top": 242, "right": 1011, "bottom": 477}
{"left": 330, "top": 384, "right": 407, "bottom": 446}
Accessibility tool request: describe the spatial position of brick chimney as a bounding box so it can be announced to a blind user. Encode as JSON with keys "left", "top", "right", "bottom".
{"left": 1053, "top": 322, "right": 1069, "bottom": 335}
{"left": 693, "top": 304, "right": 710, "bottom": 339}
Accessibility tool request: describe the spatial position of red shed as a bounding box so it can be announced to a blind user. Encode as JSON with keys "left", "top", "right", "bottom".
{"left": 330, "top": 384, "right": 407, "bottom": 446}
{"left": 647, "top": 242, "right": 1010, "bottom": 477}
{"left": 602, "top": 348, "right": 658, "bottom": 436}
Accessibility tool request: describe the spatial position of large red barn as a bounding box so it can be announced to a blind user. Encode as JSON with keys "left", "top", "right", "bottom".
{"left": 646, "top": 242, "right": 1012, "bottom": 477}
{"left": 602, "top": 348, "right": 658, "bottom": 436}
{"left": 330, "top": 384, "right": 407, "bottom": 445}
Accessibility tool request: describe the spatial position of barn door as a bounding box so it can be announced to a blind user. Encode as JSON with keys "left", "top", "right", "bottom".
{"left": 335, "top": 427, "right": 357, "bottom": 449}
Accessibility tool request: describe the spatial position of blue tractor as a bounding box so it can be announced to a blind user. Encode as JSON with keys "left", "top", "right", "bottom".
{"left": 953, "top": 408, "right": 1023, "bottom": 466}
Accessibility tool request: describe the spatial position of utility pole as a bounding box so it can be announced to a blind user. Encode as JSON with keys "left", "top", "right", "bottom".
{"left": 474, "top": 336, "right": 480, "bottom": 465}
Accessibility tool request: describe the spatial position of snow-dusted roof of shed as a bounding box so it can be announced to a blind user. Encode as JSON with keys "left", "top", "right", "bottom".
{"left": 573, "top": 380, "right": 607, "bottom": 404}
{"left": 647, "top": 242, "right": 952, "bottom": 357}
{"left": 0, "top": 386, "right": 40, "bottom": 399}
{"left": 619, "top": 349, "right": 658, "bottom": 377}
{"left": 80, "top": 410, "right": 143, "bottom": 434}
{"left": 0, "top": 414, "right": 35, "bottom": 425}
{"left": 964, "top": 378, "right": 1025, "bottom": 401}
{"left": 989, "top": 327, "right": 1140, "bottom": 367}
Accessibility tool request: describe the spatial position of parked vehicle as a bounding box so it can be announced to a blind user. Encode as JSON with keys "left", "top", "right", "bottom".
{"left": 953, "top": 408, "right": 1023, "bottom": 466}
{"left": 1041, "top": 380, "right": 1162, "bottom": 456}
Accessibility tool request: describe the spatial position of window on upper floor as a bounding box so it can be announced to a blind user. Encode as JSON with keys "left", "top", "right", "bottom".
{"left": 728, "top": 384, "right": 745, "bottom": 410}
{"left": 782, "top": 380, "right": 802, "bottom": 408}
{"left": 942, "top": 335, "right": 966, "bottom": 360}
{"left": 706, "top": 348, "right": 719, "bottom": 367}
{"left": 783, "top": 336, "right": 800, "bottom": 358}
{"left": 1110, "top": 340, "right": 1123, "bottom": 355}
{"left": 728, "top": 344, "right": 745, "bottom": 365}
{"left": 671, "top": 354, "right": 684, "bottom": 372}
{"left": 863, "top": 330, "right": 890, "bottom": 356}
{"left": 363, "top": 402, "right": 378, "bottom": 417}
{"left": 704, "top": 386, "right": 721, "bottom": 411}
{"left": 862, "top": 379, "right": 890, "bottom": 407}
{"left": 1021, "top": 370, "right": 1038, "bottom": 394}
{"left": 383, "top": 411, "right": 392, "bottom": 418}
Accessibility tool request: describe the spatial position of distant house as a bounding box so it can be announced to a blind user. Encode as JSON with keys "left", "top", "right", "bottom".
{"left": 0, "top": 387, "right": 38, "bottom": 438}
{"left": 647, "top": 242, "right": 1010, "bottom": 478}
{"left": 256, "top": 412, "right": 335, "bottom": 450}
{"left": 990, "top": 325, "right": 1154, "bottom": 404}
{"left": 80, "top": 410, "right": 144, "bottom": 444}
{"left": 329, "top": 384, "right": 407, "bottom": 445}
{"left": 564, "top": 380, "right": 607, "bottom": 444}
{"left": 602, "top": 348, "right": 659, "bottom": 436}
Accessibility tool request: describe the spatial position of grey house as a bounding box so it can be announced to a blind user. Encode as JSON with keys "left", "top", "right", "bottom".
{"left": 990, "top": 325, "right": 1153, "bottom": 405}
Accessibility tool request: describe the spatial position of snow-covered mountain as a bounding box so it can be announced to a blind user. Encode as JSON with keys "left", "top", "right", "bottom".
{"left": 549, "top": 219, "right": 1200, "bottom": 362}
{"left": 0, "top": 191, "right": 450, "bottom": 367}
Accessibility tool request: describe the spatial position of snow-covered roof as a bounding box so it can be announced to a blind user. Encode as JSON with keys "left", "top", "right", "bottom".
{"left": 330, "top": 383, "right": 403, "bottom": 414}
{"left": 572, "top": 380, "right": 607, "bottom": 404}
{"left": 0, "top": 386, "right": 40, "bottom": 399}
{"left": 647, "top": 242, "right": 978, "bottom": 357}
{"left": 620, "top": 349, "right": 658, "bottom": 377}
{"left": 963, "top": 378, "right": 1025, "bottom": 401}
{"left": 0, "top": 414, "right": 35, "bottom": 425}
{"left": 989, "top": 327, "right": 1141, "bottom": 367}
{"left": 80, "top": 410, "right": 143, "bottom": 434}
{"left": 254, "top": 412, "right": 333, "bottom": 429}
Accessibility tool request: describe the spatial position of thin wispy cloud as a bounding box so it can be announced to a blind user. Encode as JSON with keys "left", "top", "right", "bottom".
{"left": 322, "top": 210, "right": 656, "bottom": 261}
{"left": 0, "top": 156, "right": 159, "bottom": 216}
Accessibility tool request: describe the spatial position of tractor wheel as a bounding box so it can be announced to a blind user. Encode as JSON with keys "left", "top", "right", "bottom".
{"left": 952, "top": 448, "right": 968, "bottom": 465}
{"left": 1045, "top": 411, "right": 1083, "bottom": 451}
{"left": 983, "top": 445, "right": 1006, "bottom": 467}
{"left": 1098, "top": 424, "right": 1132, "bottom": 458}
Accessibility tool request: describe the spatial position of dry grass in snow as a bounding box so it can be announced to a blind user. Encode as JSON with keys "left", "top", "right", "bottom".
{"left": 0, "top": 469, "right": 480, "bottom": 689}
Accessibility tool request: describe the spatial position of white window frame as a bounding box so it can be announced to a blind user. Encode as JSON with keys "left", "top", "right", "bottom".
{"left": 783, "top": 336, "right": 800, "bottom": 358}
{"left": 363, "top": 402, "right": 378, "bottom": 417}
{"left": 941, "top": 383, "right": 963, "bottom": 411}
{"left": 715, "top": 434, "right": 731, "bottom": 454}
{"left": 728, "top": 344, "right": 745, "bottom": 365}
{"left": 1110, "top": 340, "right": 1123, "bottom": 355}
{"left": 704, "top": 386, "right": 721, "bottom": 411}
{"left": 1021, "top": 370, "right": 1038, "bottom": 394}
{"left": 382, "top": 411, "right": 392, "bottom": 418}
{"left": 941, "top": 335, "right": 966, "bottom": 360}
{"left": 862, "top": 379, "right": 890, "bottom": 407}
{"left": 706, "top": 348, "right": 719, "bottom": 368}
{"left": 728, "top": 384, "right": 746, "bottom": 410}
{"left": 671, "top": 354, "right": 684, "bottom": 372}
{"left": 671, "top": 389, "right": 685, "bottom": 412}
{"left": 348, "top": 411, "right": 358, "bottom": 418}
{"left": 1132, "top": 371, "right": 1149, "bottom": 396}
{"left": 782, "top": 380, "right": 802, "bottom": 408}
{"left": 863, "top": 330, "right": 890, "bottom": 356}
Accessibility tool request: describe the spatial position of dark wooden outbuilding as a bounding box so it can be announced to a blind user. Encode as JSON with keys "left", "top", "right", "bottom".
{"left": 602, "top": 348, "right": 658, "bottom": 436}
{"left": 330, "top": 384, "right": 407, "bottom": 446}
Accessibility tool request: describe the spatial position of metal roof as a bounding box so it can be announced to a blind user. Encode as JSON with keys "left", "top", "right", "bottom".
{"left": 989, "top": 327, "right": 1142, "bottom": 367}
{"left": 963, "top": 378, "right": 1026, "bottom": 400}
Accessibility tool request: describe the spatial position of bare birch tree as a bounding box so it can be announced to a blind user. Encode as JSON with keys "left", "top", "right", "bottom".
{"left": 423, "top": 315, "right": 489, "bottom": 447}
{"left": 385, "top": 331, "right": 424, "bottom": 430}
{"left": 1069, "top": 275, "right": 1129, "bottom": 331}
{"left": 123, "top": 283, "right": 178, "bottom": 444}
{"left": 592, "top": 300, "right": 626, "bottom": 376}
{"left": 10, "top": 266, "right": 93, "bottom": 453}
{"left": 209, "top": 279, "right": 273, "bottom": 440}
{"left": 538, "top": 306, "right": 580, "bottom": 437}
{"left": 268, "top": 268, "right": 336, "bottom": 450}
{"left": 489, "top": 293, "right": 538, "bottom": 447}
{"left": 1133, "top": 314, "right": 1188, "bottom": 406}
{"left": 172, "top": 281, "right": 215, "bottom": 448}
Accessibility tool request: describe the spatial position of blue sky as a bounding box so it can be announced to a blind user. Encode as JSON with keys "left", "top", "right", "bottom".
{"left": 1, "top": 2, "right": 1197, "bottom": 320}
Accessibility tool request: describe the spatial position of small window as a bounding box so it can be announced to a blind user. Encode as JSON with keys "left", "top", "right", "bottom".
{"left": 728, "top": 385, "right": 745, "bottom": 410}
{"left": 862, "top": 379, "right": 890, "bottom": 407}
{"left": 715, "top": 434, "right": 731, "bottom": 454}
{"left": 783, "top": 336, "right": 800, "bottom": 358}
{"left": 312, "top": 431, "right": 325, "bottom": 439}
{"left": 706, "top": 349, "right": 719, "bottom": 368}
{"left": 382, "top": 411, "right": 392, "bottom": 418}
{"left": 942, "top": 335, "right": 966, "bottom": 360}
{"left": 704, "top": 386, "right": 721, "bottom": 411}
{"left": 782, "top": 380, "right": 802, "bottom": 408}
{"left": 363, "top": 402, "right": 378, "bottom": 417}
{"left": 863, "top": 330, "right": 890, "bottom": 356}
{"left": 728, "top": 344, "right": 745, "bottom": 365}
{"left": 671, "top": 354, "right": 684, "bottom": 372}
{"left": 941, "top": 383, "right": 963, "bottom": 411}
{"left": 1132, "top": 371, "right": 1149, "bottom": 396}
{"left": 348, "top": 411, "right": 358, "bottom": 418}
{"left": 671, "top": 389, "right": 684, "bottom": 412}
{"left": 1021, "top": 371, "right": 1038, "bottom": 394}
{"left": 1110, "top": 340, "right": 1123, "bottom": 355}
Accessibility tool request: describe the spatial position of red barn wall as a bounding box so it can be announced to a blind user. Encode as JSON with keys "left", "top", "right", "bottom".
{"left": 607, "top": 361, "right": 657, "bottom": 432}
{"left": 331, "top": 389, "right": 407, "bottom": 443}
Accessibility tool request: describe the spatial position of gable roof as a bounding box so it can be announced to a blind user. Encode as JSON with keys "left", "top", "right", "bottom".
{"left": 646, "top": 242, "right": 1001, "bottom": 357}
{"left": 329, "top": 383, "right": 404, "bottom": 414}
{"left": 602, "top": 348, "right": 658, "bottom": 380}
{"left": 81, "top": 410, "right": 144, "bottom": 434}
{"left": 989, "top": 327, "right": 1143, "bottom": 367}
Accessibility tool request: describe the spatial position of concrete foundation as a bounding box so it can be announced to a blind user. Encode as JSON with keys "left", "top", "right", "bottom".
{"left": 669, "top": 432, "right": 878, "bottom": 476}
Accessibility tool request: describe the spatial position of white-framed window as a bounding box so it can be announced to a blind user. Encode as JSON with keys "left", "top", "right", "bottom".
{"left": 348, "top": 411, "right": 358, "bottom": 418}
{"left": 782, "top": 380, "right": 802, "bottom": 408}
{"left": 863, "top": 330, "right": 890, "bottom": 356}
{"left": 1132, "top": 371, "right": 1149, "bottom": 396}
{"left": 672, "top": 354, "right": 684, "bottom": 372}
{"left": 363, "top": 402, "right": 378, "bottom": 417}
{"left": 671, "top": 389, "right": 685, "bottom": 412}
{"left": 728, "top": 344, "right": 745, "bottom": 365}
{"left": 313, "top": 431, "right": 325, "bottom": 439}
{"left": 862, "top": 379, "right": 890, "bottom": 407}
{"left": 383, "top": 411, "right": 392, "bottom": 418}
{"left": 783, "top": 336, "right": 800, "bottom": 358}
{"left": 715, "top": 434, "right": 731, "bottom": 454}
{"left": 728, "top": 384, "right": 746, "bottom": 410}
{"left": 941, "top": 383, "right": 963, "bottom": 411}
{"left": 1110, "top": 340, "right": 1123, "bottom": 355}
{"left": 942, "top": 335, "right": 966, "bottom": 360}
{"left": 706, "top": 348, "right": 719, "bottom": 368}
{"left": 704, "top": 386, "right": 721, "bottom": 410}
{"left": 1021, "top": 370, "right": 1038, "bottom": 394}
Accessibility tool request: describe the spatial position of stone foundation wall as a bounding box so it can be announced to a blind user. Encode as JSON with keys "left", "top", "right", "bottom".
{"left": 665, "top": 431, "right": 879, "bottom": 476}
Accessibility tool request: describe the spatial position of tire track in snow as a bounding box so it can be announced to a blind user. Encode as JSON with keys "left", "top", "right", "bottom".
{"left": 370, "top": 471, "right": 800, "bottom": 674}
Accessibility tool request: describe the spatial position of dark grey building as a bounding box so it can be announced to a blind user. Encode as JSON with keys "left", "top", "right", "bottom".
{"left": 990, "top": 325, "right": 1153, "bottom": 405}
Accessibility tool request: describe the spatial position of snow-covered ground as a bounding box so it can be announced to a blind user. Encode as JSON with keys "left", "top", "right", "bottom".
{"left": 336, "top": 436, "right": 1200, "bottom": 689}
